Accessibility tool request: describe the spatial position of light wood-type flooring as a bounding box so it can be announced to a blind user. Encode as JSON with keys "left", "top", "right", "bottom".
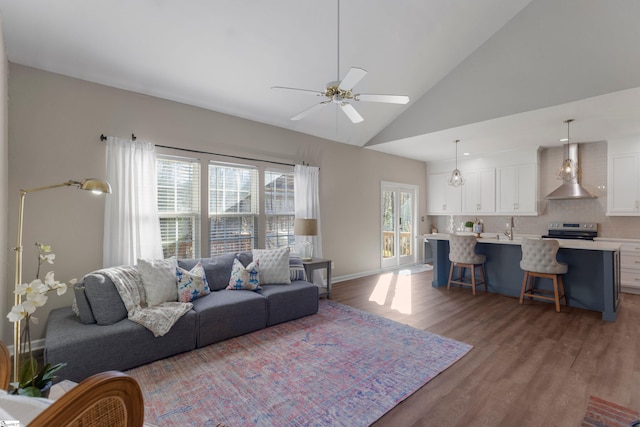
{"left": 331, "top": 267, "right": 640, "bottom": 427}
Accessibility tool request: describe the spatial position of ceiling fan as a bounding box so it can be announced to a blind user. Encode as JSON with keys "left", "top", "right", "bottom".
{"left": 271, "top": 67, "right": 410, "bottom": 124}
{"left": 271, "top": 0, "right": 409, "bottom": 124}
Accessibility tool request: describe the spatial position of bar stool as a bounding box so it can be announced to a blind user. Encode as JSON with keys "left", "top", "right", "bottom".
{"left": 519, "top": 238, "right": 568, "bottom": 312}
{"left": 447, "top": 234, "right": 487, "bottom": 295}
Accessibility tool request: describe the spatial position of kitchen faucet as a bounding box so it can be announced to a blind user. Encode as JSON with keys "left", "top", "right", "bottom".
{"left": 504, "top": 216, "right": 514, "bottom": 240}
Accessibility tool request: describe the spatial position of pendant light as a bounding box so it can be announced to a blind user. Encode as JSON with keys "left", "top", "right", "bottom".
{"left": 556, "top": 119, "right": 580, "bottom": 182}
{"left": 448, "top": 139, "right": 464, "bottom": 187}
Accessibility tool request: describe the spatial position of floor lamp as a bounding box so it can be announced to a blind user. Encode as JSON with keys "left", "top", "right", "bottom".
{"left": 12, "top": 178, "right": 111, "bottom": 382}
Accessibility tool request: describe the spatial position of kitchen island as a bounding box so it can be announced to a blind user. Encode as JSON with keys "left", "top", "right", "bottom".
{"left": 425, "top": 234, "right": 621, "bottom": 321}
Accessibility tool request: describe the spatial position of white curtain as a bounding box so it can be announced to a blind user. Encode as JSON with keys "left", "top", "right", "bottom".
{"left": 103, "top": 137, "right": 163, "bottom": 267}
{"left": 294, "top": 165, "right": 323, "bottom": 282}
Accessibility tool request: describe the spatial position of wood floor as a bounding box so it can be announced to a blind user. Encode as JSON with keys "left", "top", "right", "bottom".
{"left": 331, "top": 267, "right": 640, "bottom": 427}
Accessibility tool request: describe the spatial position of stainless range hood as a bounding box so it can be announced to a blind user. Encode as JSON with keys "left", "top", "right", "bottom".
{"left": 546, "top": 143, "right": 597, "bottom": 200}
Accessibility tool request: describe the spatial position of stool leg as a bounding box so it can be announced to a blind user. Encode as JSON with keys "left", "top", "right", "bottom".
{"left": 519, "top": 271, "right": 529, "bottom": 304}
{"left": 471, "top": 265, "right": 477, "bottom": 296}
{"left": 448, "top": 262, "right": 454, "bottom": 290}
{"left": 479, "top": 264, "right": 487, "bottom": 292}
{"left": 558, "top": 275, "right": 567, "bottom": 305}
{"left": 552, "top": 275, "right": 561, "bottom": 313}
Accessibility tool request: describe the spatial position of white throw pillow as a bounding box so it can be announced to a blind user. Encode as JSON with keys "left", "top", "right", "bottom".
{"left": 252, "top": 247, "right": 291, "bottom": 285}
{"left": 137, "top": 257, "right": 178, "bottom": 307}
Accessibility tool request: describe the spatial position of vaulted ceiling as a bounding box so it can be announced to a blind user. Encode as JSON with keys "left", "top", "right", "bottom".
{"left": 1, "top": 0, "right": 639, "bottom": 162}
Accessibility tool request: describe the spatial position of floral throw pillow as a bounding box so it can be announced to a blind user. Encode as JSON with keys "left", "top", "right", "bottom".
{"left": 176, "top": 262, "right": 211, "bottom": 302}
{"left": 227, "top": 258, "right": 261, "bottom": 290}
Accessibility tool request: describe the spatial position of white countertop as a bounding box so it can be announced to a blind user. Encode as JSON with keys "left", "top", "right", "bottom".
{"left": 424, "top": 233, "right": 620, "bottom": 251}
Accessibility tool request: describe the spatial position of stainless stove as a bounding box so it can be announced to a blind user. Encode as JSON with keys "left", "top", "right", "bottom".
{"left": 542, "top": 222, "right": 598, "bottom": 240}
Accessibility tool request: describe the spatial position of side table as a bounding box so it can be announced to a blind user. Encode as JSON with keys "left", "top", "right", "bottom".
{"left": 302, "top": 258, "right": 332, "bottom": 299}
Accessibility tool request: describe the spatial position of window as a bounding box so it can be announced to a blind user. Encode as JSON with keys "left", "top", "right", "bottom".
{"left": 209, "top": 162, "right": 259, "bottom": 256}
{"left": 265, "top": 170, "right": 295, "bottom": 249}
{"left": 156, "top": 156, "right": 201, "bottom": 258}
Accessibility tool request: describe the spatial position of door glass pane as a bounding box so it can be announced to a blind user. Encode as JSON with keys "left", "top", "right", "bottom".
{"left": 383, "top": 191, "right": 395, "bottom": 259}
{"left": 400, "top": 191, "right": 412, "bottom": 257}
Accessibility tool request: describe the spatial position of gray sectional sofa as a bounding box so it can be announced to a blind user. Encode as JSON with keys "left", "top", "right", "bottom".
{"left": 44, "top": 251, "right": 319, "bottom": 382}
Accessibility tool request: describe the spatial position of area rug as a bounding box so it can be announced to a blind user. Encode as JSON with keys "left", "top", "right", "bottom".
{"left": 582, "top": 396, "right": 640, "bottom": 427}
{"left": 125, "top": 300, "right": 472, "bottom": 427}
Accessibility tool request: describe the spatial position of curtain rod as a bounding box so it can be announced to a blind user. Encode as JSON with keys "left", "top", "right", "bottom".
{"left": 99, "top": 134, "right": 296, "bottom": 167}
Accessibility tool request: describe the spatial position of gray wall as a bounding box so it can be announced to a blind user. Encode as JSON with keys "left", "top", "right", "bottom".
{"left": 4, "top": 64, "right": 428, "bottom": 345}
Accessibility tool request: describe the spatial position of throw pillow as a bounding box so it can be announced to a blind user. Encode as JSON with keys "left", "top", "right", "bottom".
{"left": 176, "top": 262, "right": 211, "bottom": 302}
{"left": 83, "top": 272, "right": 128, "bottom": 325}
{"left": 227, "top": 258, "right": 261, "bottom": 290}
{"left": 289, "top": 254, "right": 307, "bottom": 281}
{"left": 252, "top": 247, "right": 291, "bottom": 285}
{"left": 178, "top": 252, "right": 237, "bottom": 291}
{"left": 137, "top": 257, "right": 178, "bottom": 307}
{"left": 73, "top": 281, "right": 97, "bottom": 324}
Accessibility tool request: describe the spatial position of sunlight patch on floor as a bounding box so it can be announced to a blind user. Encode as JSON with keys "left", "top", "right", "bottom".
{"left": 368, "top": 271, "right": 412, "bottom": 314}
{"left": 369, "top": 272, "right": 393, "bottom": 305}
{"left": 391, "top": 275, "right": 412, "bottom": 314}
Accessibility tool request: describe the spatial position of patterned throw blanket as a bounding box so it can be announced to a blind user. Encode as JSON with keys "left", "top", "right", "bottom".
{"left": 100, "top": 266, "right": 192, "bottom": 337}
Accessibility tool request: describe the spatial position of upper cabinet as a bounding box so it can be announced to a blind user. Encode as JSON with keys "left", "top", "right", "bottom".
{"left": 462, "top": 168, "right": 496, "bottom": 214}
{"left": 496, "top": 164, "right": 537, "bottom": 215}
{"left": 427, "top": 173, "right": 462, "bottom": 214}
{"left": 426, "top": 148, "right": 539, "bottom": 217}
{"left": 608, "top": 139, "right": 640, "bottom": 216}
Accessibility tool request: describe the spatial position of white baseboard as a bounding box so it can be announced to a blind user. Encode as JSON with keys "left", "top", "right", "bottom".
{"left": 333, "top": 263, "right": 427, "bottom": 284}
{"left": 6, "top": 338, "right": 46, "bottom": 357}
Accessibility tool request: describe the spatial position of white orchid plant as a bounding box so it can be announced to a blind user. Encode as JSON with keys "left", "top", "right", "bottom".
{"left": 6, "top": 243, "right": 75, "bottom": 396}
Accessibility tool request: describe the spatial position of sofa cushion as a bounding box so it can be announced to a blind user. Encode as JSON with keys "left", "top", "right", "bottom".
{"left": 137, "top": 257, "right": 178, "bottom": 307}
{"left": 252, "top": 247, "right": 291, "bottom": 285}
{"left": 83, "top": 273, "right": 128, "bottom": 325}
{"left": 176, "top": 262, "right": 210, "bottom": 302}
{"left": 179, "top": 253, "right": 237, "bottom": 291}
{"left": 73, "top": 281, "right": 97, "bottom": 324}
{"left": 191, "top": 290, "right": 267, "bottom": 347}
{"left": 259, "top": 281, "right": 319, "bottom": 326}
{"left": 227, "top": 258, "right": 261, "bottom": 290}
{"left": 44, "top": 307, "right": 197, "bottom": 383}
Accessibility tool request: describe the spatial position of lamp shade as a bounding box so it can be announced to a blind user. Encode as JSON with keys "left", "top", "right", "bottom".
{"left": 79, "top": 178, "right": 112, "bottom": 194}
{"left": 294, "top": 218, "right": 317, "bottom": 236}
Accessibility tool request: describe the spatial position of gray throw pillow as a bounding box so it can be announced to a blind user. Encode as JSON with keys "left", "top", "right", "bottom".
{"left": 179, "top": 253, "right": 237, "bottom": 291}
{"left": 73, "top": 281, "right": 96, "bottom": 324}
{"left": 83, "top": 273, "right": 128, "bottom": 325}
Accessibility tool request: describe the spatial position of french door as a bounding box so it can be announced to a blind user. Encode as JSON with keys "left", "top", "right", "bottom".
{"left": 381, "top": 182, "right": 417, "bottom": 269}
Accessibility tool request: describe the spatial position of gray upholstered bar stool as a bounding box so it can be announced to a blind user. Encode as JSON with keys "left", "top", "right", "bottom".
{"left": 519, "top": 238, "right": 568, "bottom": 312}
{"left": 447, "top": 234, "right": 487, "bottom": 295}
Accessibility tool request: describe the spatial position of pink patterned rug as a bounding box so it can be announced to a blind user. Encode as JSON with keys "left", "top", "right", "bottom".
{"left": 126, "top": 300, "right": 472, "bottom": 426}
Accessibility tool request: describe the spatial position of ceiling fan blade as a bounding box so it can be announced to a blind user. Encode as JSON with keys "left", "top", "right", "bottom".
{"left": 291, "top": 101, "right": 330, "bottom": 121}
{"left": 340, "top": 103, "right": 364, "bottom": 123}
{"left": 338, "top": 67, "right": 367, "bottom": 91}
{"left": 355, "top": 93, "right": 410, "bottom": 104}
{"left": 271, "top": 86, "right": 325, "bottom": 96}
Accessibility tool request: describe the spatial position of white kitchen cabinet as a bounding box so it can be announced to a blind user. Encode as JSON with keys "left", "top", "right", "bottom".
{"left": 496, "top": 164, "right": 537, "bottom": 215}
{"left": 462, "top": 168, "right": 496, "bottom": 214}
{"left": 607, "top": 152, "right": 640, "bottom": 215}
{"left": 427, "top": 172, "right": 461, "bottom": 214}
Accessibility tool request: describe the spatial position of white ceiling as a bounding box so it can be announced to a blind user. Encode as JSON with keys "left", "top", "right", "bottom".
{"left": 1, "top": 0, "right": 639, "bottom": 162}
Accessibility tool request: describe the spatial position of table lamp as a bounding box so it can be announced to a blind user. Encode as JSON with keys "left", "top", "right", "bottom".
{"left": 294, "top": 218, "right": 317, "bottom": 261}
